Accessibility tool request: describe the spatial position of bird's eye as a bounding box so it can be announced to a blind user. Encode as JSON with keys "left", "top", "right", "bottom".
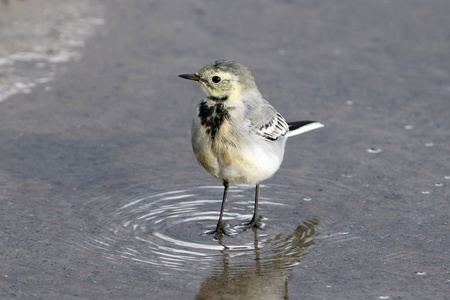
{"left": 211, "top": 76, "right": 221, "bottom": 83}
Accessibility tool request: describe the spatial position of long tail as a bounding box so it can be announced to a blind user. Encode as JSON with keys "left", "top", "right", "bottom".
{"left": 287, "top": 121, "right": 324, "bottom": 137}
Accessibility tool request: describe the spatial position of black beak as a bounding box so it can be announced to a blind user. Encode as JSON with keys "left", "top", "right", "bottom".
{"left": 178, "top": 73, "right": 200, "bottom": 81}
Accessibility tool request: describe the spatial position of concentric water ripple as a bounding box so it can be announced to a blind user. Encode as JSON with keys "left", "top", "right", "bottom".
{"left": 77, "top": 184, "right": 322, "bottom": 275}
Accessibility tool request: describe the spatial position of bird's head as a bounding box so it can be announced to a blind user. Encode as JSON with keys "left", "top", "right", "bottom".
{"left": 179, "top": 60, "right": 259, "bottom": 102}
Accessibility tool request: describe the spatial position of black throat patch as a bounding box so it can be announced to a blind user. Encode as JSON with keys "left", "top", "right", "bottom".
{"left": 198, "top": 101, "right": 230, "bottom": 139}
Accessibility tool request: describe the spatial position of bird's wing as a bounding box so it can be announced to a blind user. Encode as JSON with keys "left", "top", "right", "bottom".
{"left": 253, "top": 111, "right": 289, "bottom": 141}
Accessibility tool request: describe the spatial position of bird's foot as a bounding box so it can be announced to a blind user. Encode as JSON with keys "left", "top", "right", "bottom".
{"left": 243, "top": 215, "right": 263, "bottom": 229}
{"left": 206, "top": 222, "right": 231, "bottom": 239}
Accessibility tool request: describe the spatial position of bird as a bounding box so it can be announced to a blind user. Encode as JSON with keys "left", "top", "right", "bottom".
{"left": 178, "top": 60, "right": 323, "bottom": 238}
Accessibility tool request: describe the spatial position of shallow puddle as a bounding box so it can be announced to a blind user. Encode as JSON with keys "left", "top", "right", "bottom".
{"left": 66, "top": 174, "right": 370, "bottom": 299}
{"left": 77, "top": 184, "right": 321, "bottom": 273}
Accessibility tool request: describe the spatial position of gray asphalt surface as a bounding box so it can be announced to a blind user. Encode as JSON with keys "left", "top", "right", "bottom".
{"left": 1, "top": 0, "right": 449, "bottom": 299}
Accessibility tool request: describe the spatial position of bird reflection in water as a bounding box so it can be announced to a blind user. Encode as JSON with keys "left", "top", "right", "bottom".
{"left": 196, "top": 218, "right": 319, "bottom": 300}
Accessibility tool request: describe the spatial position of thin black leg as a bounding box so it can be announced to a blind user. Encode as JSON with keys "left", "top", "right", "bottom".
{"left": 216, "top": 181, "right": 229, "bottom": 229}
{"left": 247, "top": 184, "right": 260, "bottom": 227}
{"left": 208, "top": 181, "right": 230, "bottom": 238}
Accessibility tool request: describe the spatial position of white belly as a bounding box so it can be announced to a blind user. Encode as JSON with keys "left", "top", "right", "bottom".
{"left": 192, "top": 121, "right": 287, "bottom": 184}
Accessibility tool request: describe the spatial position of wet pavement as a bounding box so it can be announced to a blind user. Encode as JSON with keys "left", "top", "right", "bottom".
{"left": 1, "top": 0, "right": 449, "bottom": 299}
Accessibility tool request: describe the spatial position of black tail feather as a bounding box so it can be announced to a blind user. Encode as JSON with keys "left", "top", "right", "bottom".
{"left": 287, "top": 120, "right": 318, "bottom": 132}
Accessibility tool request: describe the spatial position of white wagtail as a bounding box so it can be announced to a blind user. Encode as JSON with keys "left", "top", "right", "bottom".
{"left": 179, "top": 60, "right": 323, "bottom": 238}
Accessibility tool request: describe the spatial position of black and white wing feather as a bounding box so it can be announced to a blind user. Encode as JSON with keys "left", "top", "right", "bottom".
{"left": 250, "top": 99, "right": 323, "bottom": 141}
{"left": 254, "top": 112, "right": 289, "bottom": 141}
